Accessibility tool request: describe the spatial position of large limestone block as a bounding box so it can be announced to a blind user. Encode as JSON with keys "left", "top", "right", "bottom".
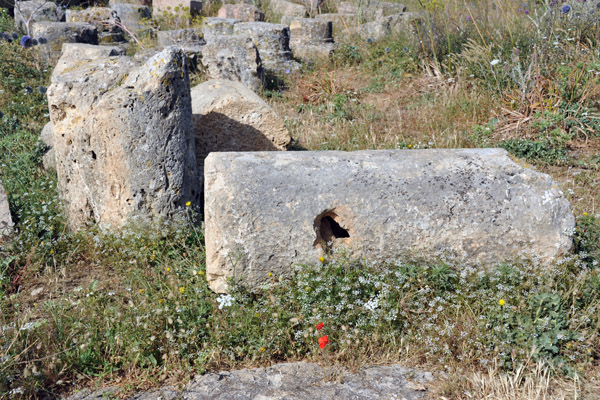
{"left": 205, "top": 149, "right": 575, "bottom": 293}
{"left": 200, "top": 35, "right": 264, "bottom": 92}
{"left": 66, "top": 7, "right": 126, "bottom": 44}
{"left": 31, "top": 21, "right": 98, "bottom": 64}
{"left": 217, "top": 4, "right": 264, "bottom": 22}
{"left": 202, "top": 17, "right": 241, "bottom": 38}
{"left": 157, "top": 28, "right": 204, "bottom": 47}
{"left": 233, "top": 22, "right": 299, "bottom": 74}
{"left": 0, "top": 181, "right": 13, "bottom": 238}
{"left": 15, "top": 0, "right": 65, "bottom": 33}
{"left": 53, "top": 43, "right": 125, "bottom": 76}
{"left": 268, "top": 0, "right": 306, "bottom": 18}
{"left": 109, "top": 3, "right": 151, "bottom": 38}
{"left": 47, "top": 47, "right": 200, "bottom": 230}
{"left": 191, "top": 79, "right": 290, "bottom": 165}
{"left": 288, "top": 18, "right": 334, "bottom": 59}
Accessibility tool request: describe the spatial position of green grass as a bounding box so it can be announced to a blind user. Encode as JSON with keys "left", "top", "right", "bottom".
{"left": 1, "top": 1, "right": 600, "bottom": 398}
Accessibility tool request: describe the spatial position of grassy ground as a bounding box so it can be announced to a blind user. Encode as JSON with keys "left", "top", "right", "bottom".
{"left": 1, "top": 1, "right": 600, "bottom": 399}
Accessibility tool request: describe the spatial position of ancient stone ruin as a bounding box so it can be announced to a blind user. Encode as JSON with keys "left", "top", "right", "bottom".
{"left": 204, "top": 149, "right": 575, "bottom": 293}
{"left": 47, "top": 47, "right": 200, "bottom": 230}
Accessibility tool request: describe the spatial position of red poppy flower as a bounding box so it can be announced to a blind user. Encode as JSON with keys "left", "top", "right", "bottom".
{"left": 316, "top": 322, "right": 324, "bottom": 331}
{"left": 318, "top": 335, "right": 329, "bottom": 349}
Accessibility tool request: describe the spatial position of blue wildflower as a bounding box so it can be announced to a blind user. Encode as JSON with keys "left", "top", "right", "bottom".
{"left": 285, "top": 68, "right": 290, "bottom": 74}
{"left": 561, "top": 4, "right": 571, "bottom": 12}
{"left": 24, "top": 86, "right": 33, "bottom": 94}
{"left": 31, "top": 38, "right": 38, "bottom": 46}
{"left": 38, "top": 37, "right": 48, "bottom": 44}
{"left": 366, "top": 37, "right": 374, "bottom": 44}
{"left": 0, "top": 111, "right": 3, "bottom": 119}
{"left": 20, "top": 35, "right": 32, "bottom": 48}
{"left": 37, "top": 86, "right": 47, "bottom": 94}
{"left": 384, "top": 46, "right": 390, "bottom": 53}
{"left": 11, "top": 32, "right": 18, "bottom": 40}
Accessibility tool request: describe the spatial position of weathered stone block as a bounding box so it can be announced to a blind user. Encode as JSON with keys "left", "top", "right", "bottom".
{"left": 47, "top": 47, "right": 200, "bottom": 230}
{"left": 217, "top": 3, "right": 264, "bottom": 22}
{"left": 53, "top": 43, "right": 125, "bottom": 75}
{"left": 157, "top": 28, "right": 204, "bottom": 47}
{"left": 314, "top": 13, "right": 358, "bottom": 36}
{"left": 202, "top": 17, "right": 241, "bottom": 38}
{"left": 66, "top": 7, "right": 126, "bottom": 44}
{"left": 31, "top": 21, "right": 98, "bottom": 64}
{"left": 109, "top": 3, "right": 151, "bottom": 38}
{"left": 288, "top": 18, "right": 334, "bottom": 59}
{"left": 0, "top": 181, "right": 13, "bottom": 238}
{"left": 268, "top": 0, "right": 306, "bottom": 18}
{"left": 200, "top": 35, "right": 264, "bottom": 92}
{"left": 191, "top": 79, "right": 290, "bottom": 166}
{"left": 205, "top": 149, "right": 575, "bottom": 293}
{"left": 360, "top": 12, "right": 424, "bottom": 41}
{"left": 233, "top": 22, "right": 299, "bottom": 74}
{"left": 15, "top": 0, "right": 65, "bottom": 33}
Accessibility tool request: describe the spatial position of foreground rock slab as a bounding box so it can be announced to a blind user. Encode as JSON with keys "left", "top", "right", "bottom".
{"left": 48, "top": 47, "right": 200, "bottom": 230}
{"left": 68, "top": 362, "right": 434, "bottom": 399}
{"left": 205, "top": 149, "right": 574, "bottom": 293}
{"left": 191, "top": 79, "right": 290, "bottom": 165}
{"left": 0, "top": 181, "right": 13, "bottom": 238}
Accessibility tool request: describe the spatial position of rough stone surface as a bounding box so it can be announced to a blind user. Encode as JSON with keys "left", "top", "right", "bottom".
{"left": 31, "top": 21, "right": 98, "bottom": 64}
{"left": 200, "top": 35, "right": 264, "bottom": 92}
{"left": 338, "top": 1, "right": 406, "bottom": 19}
{"left": 233, "top": 22, "right": 299, "bottom": 74}
{"left": 109, "top": 0, "right": 151, "bottom": 6}
{"left": 157, "top": 28, "right": 204, "bottom": 47}
{"left": 39, "top": 121, "right": 55, "bottom": 170}
{"left": 202, "top": 17, "right": 240, "bottom": 38}
{"left": 360, "top": 12, "right": 424, "bottom": 41}
{"left": 47, "top": 47, "right": 200, "bottom": 230}
{"left": 217, "top": 3, "right": 264, "bottom": 21}
{"left": 14, "top": 0, "right": 65, "bottom": 33}
{"left": 314, "top": 13, "right": 358, "bottom": 36}
{"left": 109, "top": 3, "right": 151, "bottom": 38}
{"left": 0, "top": 181, "right": 13, "bottom": 238}
{"left": 288, "top": 18, "right": 334, "bottom": 59}
{"left": 205, "top": 149, "right": 575, "bottom": 293}
{"left": 67, "top": 362, "right": 435, "bottom": 399}
{"left": 66, "top": 7, "right": 126, "bottom": 44}
{"left": 53, "top": 43, "right": 125, "bottom": 76}
{"left": 268, "top": 0, "right": 306, "bottom": 18}
{"left": 152, "top": 0, "right": 202, "bottom": 18}
{"left": 191, "top": 79, "right": 290, "bottom": 167}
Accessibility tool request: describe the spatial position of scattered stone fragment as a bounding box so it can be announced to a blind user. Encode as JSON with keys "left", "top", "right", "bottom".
{"left": 200, "top": 35, "right": 264, "bottom": 92}
{"left": 0, "top": 181, "right": 13, "bottom": 239}
{"left": 66, "top": 7, "right": 126, "bottom": 44}
{"left": 109, "top": 3, "right": 152, "bottom": 39}
{"left": 205, "top": 149, "right": 575, "bottom": 293}
{"left": 31, "top": 21, "right": 98, "bottom": 64}
{"left": 233, "top": 22, "right": 299, "bottom": 74}
{"left": 268, "top": 0, "right": 306, "bottom": 18}
{"left": 191, "top": 79, "right": 290, "bottom": 168}
{"left": 47, "top": 47, "right": 200, "bottom": 230}
{"left": 288, "top": 18, "right": 334, "bottom": 59}
{"left": 14, "top": 0, "right": 65, "bottom": 33}
{"left": 152, "top": 0, "right": 202, "bottom": 18}
{"left": 217, "top": 3, "right": 265, "bottom": 22}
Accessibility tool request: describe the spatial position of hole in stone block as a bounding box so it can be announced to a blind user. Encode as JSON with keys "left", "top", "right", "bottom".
{"left": 91, "top": 151, "right": 97, "bottom": 160}
{"left": 314, "top": 209, "right": 350, "bottom": 250}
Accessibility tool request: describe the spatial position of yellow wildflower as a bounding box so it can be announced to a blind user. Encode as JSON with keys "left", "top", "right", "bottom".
{"left": 583, "top": 212, "right": 588, "bottom": 216}
{"left": 179, "top": 287, "right": 185, "bottom": 294}
{"left": 185, "top": 201, "right": 191, "bottom": 207}
{"left": 259, "top": 347, "right": 266, "bottom": 352}
{"left": 318, "top": 256, "right": 325, "bottom": 263}
{"left": 498, "top": 299, "right": 505, "bottom": 306}
{"left": 268, "top": 272, "right": 272, "bottom": 277}
{"left": 198, "top": 270, "right": 205, "bottom": 276}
